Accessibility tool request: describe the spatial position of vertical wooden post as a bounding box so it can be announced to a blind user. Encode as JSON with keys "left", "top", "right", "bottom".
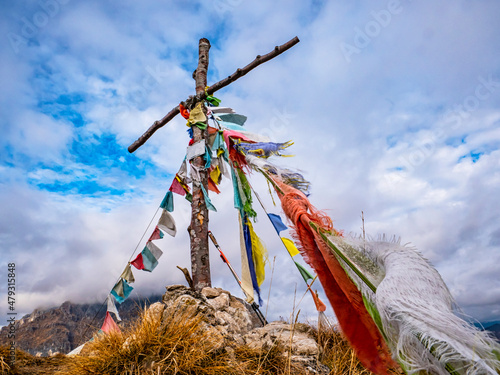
{"left": 190, "top": 38, "right": 212, "bottom": 290}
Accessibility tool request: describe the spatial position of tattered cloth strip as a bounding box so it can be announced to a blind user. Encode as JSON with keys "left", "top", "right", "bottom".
{"left": 245, "top": 154, "right": 310, "bottom": 196}
{"left": 238, "top": 214, "right": 255, "bottom": 304}
{"left": 319, "top": 232, "right": 500, "bottom": 375}
{"left": 106, "top": 294, "right": 122, "bottom": 322}
{"left": 218, "top": 121, "right": 246, "bottom": 132}
{"left": 240, "top": 214, "right": 267, "bottom": 306}
{"left": 200, "top": 184, "right": 217, "bottom": 212}
{"left": 207, "top": 176, "right": 221, "bottom": 194}
{"left": 158, "top": 209, "right": 176, "bottom": 237}
{"left": 230, "top": 164, "right": 257, "bottom": 219}
{"left": 101, "top": 311, "right": 120, "bottom": 334}
{"left": 120, "top": 264, "right": 135, "bottom": 284}
{"left": 160, "top": 191, "right": 174, "bottom": 212}
{"left": 270, "top": 176, "right": 397, "bottom": 375}
{"left": 210, "top": 106, "right": 235, "bottom": 114}
{"left": 148, "top": 226, "right": 164, "bottom": 241}
{"left": 111, "top": 278, "right": 133, "bottom": 304}
{"left": 237, "top": 140, "right": 294, "bottom": 158}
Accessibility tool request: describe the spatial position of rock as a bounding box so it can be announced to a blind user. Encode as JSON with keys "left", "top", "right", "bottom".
{"left": 201, "top": 287, "right": 222, "bottom": 298}
{"left": 243, "top": 321, "right": 319, "bottom": 356}
{"left": 156, "top": 285, "right": 329, "bottom": 375}
{"left": 207, "top": 292, "right": 230, "bottom": 310}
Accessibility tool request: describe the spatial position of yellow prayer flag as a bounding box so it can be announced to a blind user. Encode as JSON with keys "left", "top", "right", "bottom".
{"left": 247, "top": 220, "right": 268, "bottom": 287}
{"left": 282, "top": 237, "right": 300, "bottom": 257}
{"left": 187, "top": 102, "right": 206, "bottom": 125}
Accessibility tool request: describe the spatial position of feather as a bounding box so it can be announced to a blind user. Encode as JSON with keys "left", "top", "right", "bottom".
{"left": 316, "top": 231, "right": 500, "bottom": 375}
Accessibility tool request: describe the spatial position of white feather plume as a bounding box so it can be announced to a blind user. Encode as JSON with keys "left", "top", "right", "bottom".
{"left": 323, "top": 233, "right": 500, "bottom": 375}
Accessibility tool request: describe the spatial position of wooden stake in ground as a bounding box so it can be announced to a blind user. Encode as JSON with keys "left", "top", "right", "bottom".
{"left": 128, "top": 37, "right": 300, "bottom": 291}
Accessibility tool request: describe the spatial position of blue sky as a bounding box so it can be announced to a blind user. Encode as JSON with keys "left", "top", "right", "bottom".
{"left": 1, "top": 0, "right": 500, "bottom": 328}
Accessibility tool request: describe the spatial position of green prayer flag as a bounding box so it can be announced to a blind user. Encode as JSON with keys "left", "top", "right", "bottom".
{"left": 160, "top": 191, "right": 174, "bottom": 212}
{"left": 294, "top": 261, "right": 314, "bottom": 283}
{"left": 206, "top": 95, "right": 221, "bottom": 106}
{"left": 219, "top": 113, "right": 247, "bottom": 125}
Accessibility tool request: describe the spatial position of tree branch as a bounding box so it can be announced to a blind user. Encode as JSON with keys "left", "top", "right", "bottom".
{"left": 127, "top": 36, "right": 300, "bottom": 153}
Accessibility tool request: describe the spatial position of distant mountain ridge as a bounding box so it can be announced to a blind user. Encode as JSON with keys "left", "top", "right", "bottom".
{"left": 0, "top": 295, "right": 162, "bottom": 356}
{"left": 485, "top": 323, "right": 500, "bottom": 342}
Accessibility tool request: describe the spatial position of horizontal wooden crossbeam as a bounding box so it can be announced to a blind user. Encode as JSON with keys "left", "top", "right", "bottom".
{"left": 127, "top": 36, "right": 300, "bottom": 153}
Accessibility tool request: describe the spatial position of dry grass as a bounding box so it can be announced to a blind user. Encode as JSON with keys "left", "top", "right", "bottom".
{"left": 56, "top": 307, "right": 302, "bottom": 375}
{"left": 0, "top": 346, "right": 68, "bottom": 375}
{"left": 2, "top": 308, "right": 407, "bottom": 375}
{"left": 312, "top": 314, "right": 404, "bottom": 375}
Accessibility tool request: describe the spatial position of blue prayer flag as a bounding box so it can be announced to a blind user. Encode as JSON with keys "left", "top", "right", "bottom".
{"left": 268, "top": 213, "right": 288, "bottom": 234}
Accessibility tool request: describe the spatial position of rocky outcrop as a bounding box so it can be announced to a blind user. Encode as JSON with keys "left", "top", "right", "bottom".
{"left": 146, "top": 285, "right": 330, "bottom": 374}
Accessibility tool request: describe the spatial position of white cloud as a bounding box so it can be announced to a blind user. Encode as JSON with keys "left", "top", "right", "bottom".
{"left": 1, "top": 0, "right": 500, "bottom": 329}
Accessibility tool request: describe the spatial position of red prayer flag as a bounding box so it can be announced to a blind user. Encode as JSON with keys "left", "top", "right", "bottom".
{"left": 207, "top": 177, "right": 221, "bottom": 194}
{"left": 131, "top": 253, "right": 145, "bottom": 270}
{"left": 148, "top": 226, "right": 163, "bottom": 241}
{"left": 170, "top": 177, "right": 186, "bottom": 196}
{"left": 101, "top": 311, "right": 120, "bottom": 334}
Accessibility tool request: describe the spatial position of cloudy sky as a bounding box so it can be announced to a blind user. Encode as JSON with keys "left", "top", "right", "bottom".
{"left": 1, "top": 0, "right": 500, "bottom": 329}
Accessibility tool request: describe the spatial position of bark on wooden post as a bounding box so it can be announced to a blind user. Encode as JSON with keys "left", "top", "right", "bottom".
{"left": 189, "top": 38, "right": 211, "bottom": 290}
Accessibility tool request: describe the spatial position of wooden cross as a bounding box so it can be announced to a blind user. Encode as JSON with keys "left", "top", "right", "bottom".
{"left": 128, "top": 36, "right": 300, "bottom": 291}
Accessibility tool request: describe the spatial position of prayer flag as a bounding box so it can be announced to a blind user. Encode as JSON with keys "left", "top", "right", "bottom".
{"left": 141, "top": 242, "right": 163, "bottom": 272}
{"left": 248, "top": 220, "right": 268, "bottom": 287}
{"left": 282, "top": 237, "right": 300, "bottom": 257}
{"left": 106, "top": 294, "right": 122, "bottom": 322}
{"left": 148, "top": 226, "right": 164, "bottom": 241}
{"left": 207, "top": 177, "right": 221, "bottom": 194}
{"left": 204, "top": 145, "right": 211, "bottom": 168}
{"left": 158, "top": 209, "right": 176, "bottom": 237}
{"left": 205, "top": 94, "right": 221, "bottom": 106}
{"left": 294, "top": 261, "right": 314, "bottom": 283}
{"left": 131, "top": 253, "right": 144, "bottom": 270}
{"left": 160, "top": 191, "right": 174, "bottom": 212}
{"left": 187, "top": 139, "right": 206, "bottom": 160}
{"left": 101, "top": 311, "right": 120, "bottom": 334}
{"left": 310, "top": 289, "right": 327, "bottom": 312}
{"left": 120, "top": 264, "right": 135, "bottom": 284}
{"left": 170, "top": 177, "right": 186, "bottom": 196}
{"left": 219, "top": 113, "right": 247, "bottom": 125}
{"left": 268, "top": 213, "right": 288, "bottom": 234}
{"left": 242, "top": 216, "right": 262, "bottom": 305}
{"left": 200, "top": 184, "right": 217, "bottom": 212}
{"left": 210, "top": 106, "right": 235, "bottom": 114}
{"left": 238, "top": 214, "right": 255, "bottom": 304}
{"left": 111, "top": 279, "right": 133, "bottom": 304}
{"left": 187, "top": 102, "right": 207, "bottom": 125}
